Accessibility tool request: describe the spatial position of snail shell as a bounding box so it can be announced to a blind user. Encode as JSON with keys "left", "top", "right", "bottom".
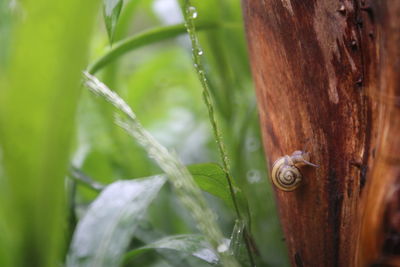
{"left": 271, "top": 151, "right": 317, "bottom": 191}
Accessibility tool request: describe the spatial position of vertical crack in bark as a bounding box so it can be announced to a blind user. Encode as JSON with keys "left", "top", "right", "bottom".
{"left": 328, "top": 169, "right": 342, "bottom": 267}
{"left": 294, "top": 252, "right": 304, "bottom": 267}
{"left": 353, "top": 0, "right": 374, "bottom": 194}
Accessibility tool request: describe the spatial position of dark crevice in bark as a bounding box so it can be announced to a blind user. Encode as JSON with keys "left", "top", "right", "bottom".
{"left": 294, "top": 252, "right": 304, "bottom": 267}
{"left": 327, "top": 169, "right": 342, "bottom": 267}
{"left": 353, "top": 0, "right": 374, "bottom": 194}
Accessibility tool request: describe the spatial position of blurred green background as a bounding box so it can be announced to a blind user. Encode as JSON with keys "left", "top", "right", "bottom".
{"left": 0, "top": 0, "right": 288, "bottom": 266}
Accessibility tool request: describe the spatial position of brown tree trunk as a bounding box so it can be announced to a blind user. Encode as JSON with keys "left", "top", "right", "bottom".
{"left": 356, "top": 2, "right": 400, "bottom": 266}
{"left": 241, "top": 0, "right": 400, "bottom": 266}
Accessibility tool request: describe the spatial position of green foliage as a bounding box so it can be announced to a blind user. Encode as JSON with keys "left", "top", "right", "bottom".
{"left": 189, "top": 163, "right": 243, "bottom": 210}
{"left": 103, "top": 0, "right": 124, "bottom": 43}
{"left": 0, "top": 0, "right": 98, "bottom": 266}
{"left": 83, "top": 72, "right": 239, "bottom": 266}
{"left": 68, "top": 175, "right": 166, "bottom": 267}
{"left": 88, "top": 22, "right": 217, "bottom": 74}
{"left": 0, "top": 0, "right": 289, "bottom": 266}
{"left": 70, "top": 162, "right": 245, "bottom": 214}
{"left": 124, "top": 234, "right": 218, "bottom": 265}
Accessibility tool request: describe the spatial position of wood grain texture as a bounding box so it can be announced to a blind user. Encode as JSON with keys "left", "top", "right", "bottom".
{"left": 242, "top": 0, "right": 399, "bottom": 266}
{"left": 357, "top": 1, "right": 400, "bottom": 266}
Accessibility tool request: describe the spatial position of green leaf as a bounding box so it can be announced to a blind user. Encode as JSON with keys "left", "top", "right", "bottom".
{"left": 123, "top": 234, "right": 219, "bottom": 265}
{"left": 188, "top": 163, "right": 234, "bottom": 208}
{"left": 129, "top": 222, "right": 193, "bottom": 267}
{"left": 88, "top": 22, "right": 218, "bottom": 74}
{"left": 0, "top": 1, "right": 98, "bottom": 266}
{"left": 67, "top": 175, "right": 166, "bottom": 267}
{"left": 103, "top": 0, "right": 123, "bottom": 43}
{"left": 188, "top": 163, "right": 246, "bottom": 211}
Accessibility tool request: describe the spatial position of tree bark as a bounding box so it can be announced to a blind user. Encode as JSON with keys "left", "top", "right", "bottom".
{"left": 241, "top": 0, "right": 399, "bottom": 266}
{"left": 356, "top": 2, "right": 400, "bottom": 266}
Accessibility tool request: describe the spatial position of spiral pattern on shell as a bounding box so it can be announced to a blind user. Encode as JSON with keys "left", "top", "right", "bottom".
{"left": 271, "top": 157, "right": 302, "bottom": 191}
{"left": 271, "top": 151, "right": 317, "bottom": 191}
{"left": 277, "top": 165, "right": 301, "bottom": 187}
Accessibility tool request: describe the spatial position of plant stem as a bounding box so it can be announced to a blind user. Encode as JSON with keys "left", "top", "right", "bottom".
{"left": 181, "top": 1, "right": 256, "bottom": 265}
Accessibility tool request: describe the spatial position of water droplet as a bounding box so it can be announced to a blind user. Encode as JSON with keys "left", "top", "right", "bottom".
{"left": 247, "top": 169, "right": 261, "bottom": 184}
{"left": 246, "top": 137, "right": 260, "bottom": 152}
{"left": 217, "top": 243, "right": 228, "bottom": 253}
{"left": 187, "top": 6, "right": 198, "bottom": 19}
{"left": 197, "top": 49, "right": 203, "bottom": 56}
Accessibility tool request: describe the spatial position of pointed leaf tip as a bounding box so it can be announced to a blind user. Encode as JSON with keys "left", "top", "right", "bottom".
{"left": 103, "top": 0, "right": 123, "bottom": 43}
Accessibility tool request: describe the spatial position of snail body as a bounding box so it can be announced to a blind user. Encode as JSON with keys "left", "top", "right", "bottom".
{"left": 271, "top": 151, "right": 317, "bottom": 191}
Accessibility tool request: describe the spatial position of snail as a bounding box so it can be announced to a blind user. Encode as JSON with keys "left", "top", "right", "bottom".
{"left": 271, "top": 151, "right": 318, "bottom": 191}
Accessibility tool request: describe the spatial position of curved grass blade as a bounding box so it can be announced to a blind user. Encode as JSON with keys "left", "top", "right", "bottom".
{"left": 67, "top": 175, "right": 166, "bottom": 267}
{"left": 103, "top": 0, "right": 123, "bottom": 43}
{"left": 83, "top": 72, "right": 239, "bottom": 267}
{"left": 123, "top": 234, "right": 219, "bottom": 265}
{"left": 87, "top": 22, "right": 217, "bottom": 74}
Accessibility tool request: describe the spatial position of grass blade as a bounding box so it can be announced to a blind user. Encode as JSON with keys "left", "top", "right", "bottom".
{"left": 103, "top": 0, "right": 123, "bottom": 43}
{"left": 0, "top": 1, "right": 98, "bottom": 266}
{"left": 124, "top": 234, "right": 219, "bottom": 265}
{"left": 83, "top": 72, "right": 239, "bottom": 267}
{"left": 87, "top": 22, "right": 217, "bottom": 74}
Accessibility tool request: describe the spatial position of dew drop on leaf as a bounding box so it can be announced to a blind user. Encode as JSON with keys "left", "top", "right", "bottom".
{"left": 217, "top": 242, "right": 228, "bottom": 253}
{"left": 187, "top": 6, "right": 197, "bottom": 19}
